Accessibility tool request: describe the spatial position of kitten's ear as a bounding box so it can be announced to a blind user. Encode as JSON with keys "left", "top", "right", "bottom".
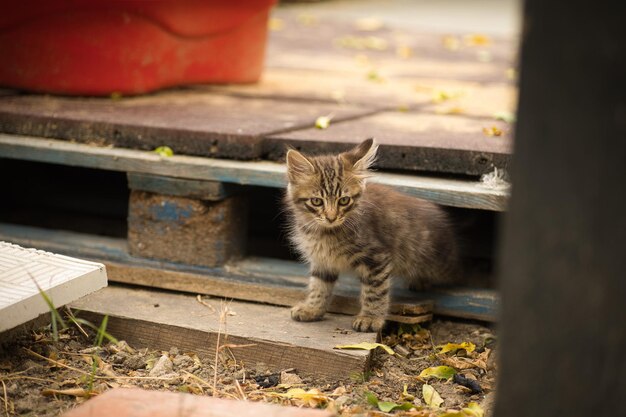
{"left": 286, "top": 149, "right": 315, "bottom": 182}
{"left": 341, "top": 138, "right": 378, "bottom": 171}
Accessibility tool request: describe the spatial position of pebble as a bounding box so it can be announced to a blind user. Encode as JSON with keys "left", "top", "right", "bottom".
{"left": 124, "top": 355, "right": 148, "bottom": 370}
{"left": 149, "top": 355, "right": 173, "bottom": 377}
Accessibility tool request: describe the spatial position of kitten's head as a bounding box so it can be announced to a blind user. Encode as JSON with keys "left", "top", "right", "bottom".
{"left": 285, "top": 138, "right": 378, "bottom": 229}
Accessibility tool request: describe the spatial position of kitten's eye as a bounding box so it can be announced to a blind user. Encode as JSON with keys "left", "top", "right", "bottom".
{"left": 310, "top": 198, "right": 323, "bottom": 206}
{"left": 338, "top": 196, "right": 351, "bottom": 206}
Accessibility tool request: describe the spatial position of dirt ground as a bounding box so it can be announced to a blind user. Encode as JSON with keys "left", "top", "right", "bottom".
{"left": 0, "top": 316, "right": 497, "bottom": 417}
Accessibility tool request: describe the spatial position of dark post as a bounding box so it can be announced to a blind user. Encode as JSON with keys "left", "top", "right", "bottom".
{"left": 494, "top": 1, "right": 626, "bottom": 416}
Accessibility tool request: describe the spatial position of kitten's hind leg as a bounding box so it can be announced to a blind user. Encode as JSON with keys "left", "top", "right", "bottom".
{"left": 291, "top": 270, "right": 337, "bottom": 322}
{"left": 353, "top": 264, "right": 392, "bottom": 332}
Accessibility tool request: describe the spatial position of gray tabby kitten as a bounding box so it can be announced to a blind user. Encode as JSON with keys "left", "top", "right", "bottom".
{"left": 284, "top": 139, "right": 458, "bottom": 332}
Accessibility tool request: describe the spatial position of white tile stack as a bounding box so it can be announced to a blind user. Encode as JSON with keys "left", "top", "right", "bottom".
{"left": 0, "top": 241, "right": 107, "bottom": 333}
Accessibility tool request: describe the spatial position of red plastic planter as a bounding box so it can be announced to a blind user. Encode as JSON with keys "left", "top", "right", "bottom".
{"left": 0, "top": 0, "right": 276, "bottom": 95}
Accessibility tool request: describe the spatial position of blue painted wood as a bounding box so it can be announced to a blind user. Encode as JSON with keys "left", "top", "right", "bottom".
{"left": 127, "top": 173, "right": 237, "bottom": 200}
{"left": 0, "top": 223, "right": 498, "bottom": 321}
{"left": 0, "top": 134, "right": 508, "bottom": 211}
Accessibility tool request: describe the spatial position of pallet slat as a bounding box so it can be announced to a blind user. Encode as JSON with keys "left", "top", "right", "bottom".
{"left": 0, "top": 223, "right": 498, "bottom": 321}
{"left": 0, "top": 134, "right": 508, "bottom": 211}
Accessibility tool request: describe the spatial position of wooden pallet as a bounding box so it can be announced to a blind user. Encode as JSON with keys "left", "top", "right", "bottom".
{"left": 0, "top": 223, "right": 497, "bottom": 322}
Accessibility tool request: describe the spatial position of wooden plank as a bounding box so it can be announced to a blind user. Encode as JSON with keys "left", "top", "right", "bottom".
{"left": 0, "top": 90, "right": 378, "bottom": 160}
{"left": 0, "top": 223, "right": 497, "bottom": 321}
{"left": 65, "top": 388, "right": 334, "bottom": 417}
{"left": 70, "top": 286, "right": 373, "bottom": 378}
{"left": 0, "top": 134, "right": 508, "bottom": 210}
{"left": 127, "top": 173, "right": 238, "bottom": 200}
{"left": 266, "top": 111, "right": 513, "bottom": 176}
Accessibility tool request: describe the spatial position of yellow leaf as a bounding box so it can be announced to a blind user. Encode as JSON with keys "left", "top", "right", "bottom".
{"left": 422, "top": 384, "right": 443, "bottom": 408}
{"left": 419, "top": 366, "right": 456, "bottom": 380}
{"left": 464, "top": 34, "right": 491, "bottom": 47}
{"left": 354, "top": 17, "right": 384, "bottom": 32}
{"left": 442, "top": 35, "right": 461, "bottom": 51}
{"left": 396, "top": 45, "right": 413, "bottom": 59}
{"left": 482, "top": 126, "right": 503, "bottom": 137}
{"left": 153, "top": 146, "right": 174, "bottom": 157}
{"left": 438, "top": 342, "right": 476, "bottom": 354}
{"left": 334, "top": 342, "right": 395, "bottom": 355}
{"left": 297, "top": 13, "right": 318, "bottom": 27}
{"left": 280, "top": 388, "right": 328, "bottom": 407}
{"left": 268, "top": 18, "right": 284, "bottom": 31}
{"left": 315, "top": 116, "right": 332, "bottom": 129}
{"left": 439, "top": 402, "right": 485, "bottom": 417}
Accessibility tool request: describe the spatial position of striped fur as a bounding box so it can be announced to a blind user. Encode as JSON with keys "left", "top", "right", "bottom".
{"left": 284, "top": 139, "right": 459, "bottom": 332}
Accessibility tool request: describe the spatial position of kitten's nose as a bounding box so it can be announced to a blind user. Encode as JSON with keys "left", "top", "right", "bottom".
{"left": 326, "top": 215, "right": 336, "bottom": 223}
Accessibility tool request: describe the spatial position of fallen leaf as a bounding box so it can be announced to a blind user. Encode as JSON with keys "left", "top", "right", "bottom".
{"left": 365, "top": 391, "right": 414, "bottom": 412}
{"left": 396, "top": 45, "right": 413, "bottom": 59}
{"left": 153, "top": 146, "right": 174, "bottom": 157}
{"left": 315, "top": 116, "right": 332, "bottom": 129}
{"left": 366, "top": 70, "right": 385, "bottom": 83}
{"left": 297, "top": 13, "right": 318, "bottom": 27}
{"left": 422, "top": 384, "right": 443, "bottom": 408}
{"left": 432, "top": 90, "right": 462, "bottom": 103}
{"left": 442, "top": 35, "right": 461, "bottom": 51}
{"left": 334, "top": 342, "right": 394, "bottom": 355}
{"left": 268, "top": 18, "right": 284, "bottom": 31}
{"left": 438, "top": 342, "right": 476, "bottom": 355}
{"left": 494, "top": 111, "right": 516, "bottom": 123}
{"left": 418, "top": 366, "right": 456, "bottom": 380}
{"left": 401, "top": 384, "right": 415, "bottom": 401}
{"left": 335, "top": 36, "right": 388, "bottom": 51}
{"left": 280, "top": 388, "right": 328, "bottom": 407}
{"left": 440, "top": 356, "right": 481, "bottom": 370}
{"left": 436, "top": 106, "right": 465, "bottom": 115}
{"left": 464, "top": 34, "right": 491, "bottom": 47}
{"left": 354, "top": 17, "right": 384, "bottom": 31}
{"left": 439, "top": 402, "right": 485, "bottom": 417}
{"left": 482, "top": 126, "right": 503, "bottom": 137}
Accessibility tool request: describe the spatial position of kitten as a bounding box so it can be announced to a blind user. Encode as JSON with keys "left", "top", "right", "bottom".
{"left": 284, "top": 139, "right": 459, "bottom": 332}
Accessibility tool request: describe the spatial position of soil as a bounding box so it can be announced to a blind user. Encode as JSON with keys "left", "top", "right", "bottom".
{"left": 0, "top": 317, "right": 497, "bottom": 417}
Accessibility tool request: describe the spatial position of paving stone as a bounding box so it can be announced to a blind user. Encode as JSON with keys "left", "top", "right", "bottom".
{"left": 62, "top": 388, "right": 333, "bottom": 417}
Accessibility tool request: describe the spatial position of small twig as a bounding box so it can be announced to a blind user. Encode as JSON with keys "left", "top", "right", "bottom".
{"left": 213, "top": 300, "right": 228, "bottom": 397}
{"left": 234, "top": 378, "right": 247, "bottom": 401}
{"left": 65, "top": 307, "right": 89, "bottom": 338}
{"left": 1, "top": 379, "right": 9, "bottom": 417}
{"left": 22, "top": 348, "right": 174, "bottom": 382}
{"left": 218, "top": 343, "right": 257, "bottom": 351}
{"left": 1, "top": 375, "right": 58, "bottom": 384}
{"left": 196, "top": 295, "right": 216, "bottom": 314}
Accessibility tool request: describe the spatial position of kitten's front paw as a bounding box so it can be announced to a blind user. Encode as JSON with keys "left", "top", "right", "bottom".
{"left": 352, "top": 315, "right": 385, "bottom": 332}
{"left": 291, "top": 303, "right": 325, "bottom": 322}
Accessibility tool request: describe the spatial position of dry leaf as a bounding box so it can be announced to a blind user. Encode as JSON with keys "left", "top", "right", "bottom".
{"left": 439, "top": 402, "right": 485, "bottom": 417}
{"left": 315, "top": 116, "right": 332, "bottom": 129}
{"left": 441, "top": 356, "right": 481, "bottom": 370}
{"left": 422, "top": 384, "right": 443, "bottom": 408}
{"left": 268, "top": 18, "right": 284, "bottom": 31}
{"left": 334, "top": 342, "right": 395, "bottom": 355}
{"left": 297, "top": 13, "right": 318, "bottom": 27}
{"left": 354, "top": 17, "right": 384, "bottom": 31}
{"left": 280, "top": 388, "right": 328, "bottom": 407}
{"left": 396, "top": 45, "right": 413, "bottom": 59}
{"left": 482, "top": 126, "right": 503, "bottom": 137}
{"left": 442, "top": 35, "right": 461, "bottom": 51}
{"left": 419, "top": 366, "right": 456, "bottom": 380}
{"left": 438, "top": 342, "right": 476, "bottom": 355}
{"left": 464, "top": 34, "right": 491, "bottom": 47}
